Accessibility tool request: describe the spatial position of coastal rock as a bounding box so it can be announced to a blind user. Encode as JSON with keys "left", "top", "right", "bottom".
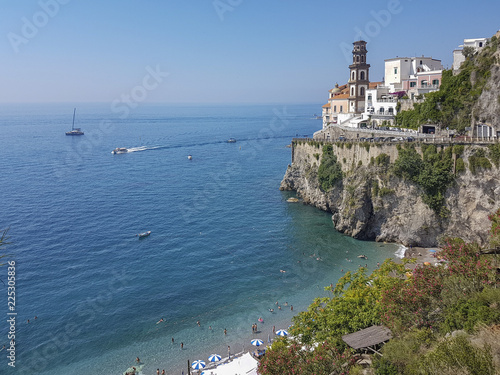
{"left": 281, "top": 142, "right": 500, "bottom": 247}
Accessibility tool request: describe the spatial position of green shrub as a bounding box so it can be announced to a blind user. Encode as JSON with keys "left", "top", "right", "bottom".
{"left": 452, "top": 144, "right": 465, "bottom": 157}
{"left": 357, "top": 160, "right": 362, "bottom": 167}
{"left": 488, "top": 144, "right": 500, "bottom": 167}
{"left": 375, "top": 153, "right": 390, "bottom": 167}
{"left": 455, "top": 157, "right": 466, "bottom": 173}
{"left": 313, "top": 153, "right": 320, "bottom": 161}
{"left": 372, "top": 181, "right": 379, "bottom": 197}
{"left": 379, "top": 187, "right": 395, "bottom": 197}
{"left": 469, "top": 149, "right": 492, "bottom": 173}
{"left": 318, "top": 146, "right": 342, "bottom": 191}
{"left": 422, "top": 334, "right": 495, "bottom": 375}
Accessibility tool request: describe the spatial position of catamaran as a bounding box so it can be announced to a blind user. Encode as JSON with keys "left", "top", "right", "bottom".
{"left": 65, "top": 108, "right": 84, "bottom": 135}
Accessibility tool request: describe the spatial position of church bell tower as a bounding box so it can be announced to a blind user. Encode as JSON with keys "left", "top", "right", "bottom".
{"left": 348, "top": 41, "right": 370, "bottom": 114}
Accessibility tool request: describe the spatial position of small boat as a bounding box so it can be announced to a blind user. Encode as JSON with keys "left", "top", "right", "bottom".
{"left": 112, "top": 147, "right": 128, "bottom": 154}
{"left": 136, "top": 231, "right": 151, "bottom": 238}
{"left": 65, "top": 108, "right": 84, "bottom": 135}
{"left": 227, "top": 138, "right": 236, "bottom": 143}
{"left": 357, "top": 255, "right": 367, "bottom": 259}
{"left": 188, "top": 155, "right": 192, "bottom": 160}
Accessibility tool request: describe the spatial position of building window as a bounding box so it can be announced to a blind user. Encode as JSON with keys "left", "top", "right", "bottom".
{"left": 360, "top": 71, "right": 365, "bottom": 80}
{"left": 340, "top": 106, "right": 343, "bottom": 113}
{"left": 379, "top": 107, "right": 385, "bottom": 114}
{"left": 479, "top": 42, "right": 483, "bottom": 47}
{"left": 353, "top": 56, "right": 356, "bottom": 63}
{"left": 421, "top": 80, "right": 428, "bottom": 88}
{"left": 420, "top": 60, "right": 423, "bottom": 65}
{"left": 356, "top": 55, "right": 359, "bottom": 62}
{"left": 367, "top": 95, "right": 372, "bottom": 101}
{"left": 360, "top": 87, "right": 365, "bottom": 96}
{"left": 352, "top": 72, "right": 355, "bottom": 80}
{"left": 334, "top": 105, "right": 337, "bottom": 112}
{"left": 388, "top": 107, "right": 394, "bottom": 114}
{"left": 394, "top": 67, "right": 398, "bottom": 74}
{"left": 410, "top": 81, "right": 417, "bottom": 88}
{"left": 432, "top": 79, "right": 439, "bottom": 86}
{"left": 351, "top": 87, "right": 355, "bottom": 96}
{"left": 361, "top": 55, "right": 365, "bottom": 63}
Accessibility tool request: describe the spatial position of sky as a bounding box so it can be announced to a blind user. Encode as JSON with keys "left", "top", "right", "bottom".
{"left": 0, "top": 0, "right": 499, "bottom": 104}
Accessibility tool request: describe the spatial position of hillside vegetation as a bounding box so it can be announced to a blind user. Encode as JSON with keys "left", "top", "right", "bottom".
{"left": 395, "top": 34, "right": 500, "bottom": 132}
{"left": 258, "top": 210, "right": 500, "bottom": 375}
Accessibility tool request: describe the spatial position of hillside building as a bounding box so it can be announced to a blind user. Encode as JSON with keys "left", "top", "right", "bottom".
{"left": 453, "top": 37, "right": 489, "bottom": 71}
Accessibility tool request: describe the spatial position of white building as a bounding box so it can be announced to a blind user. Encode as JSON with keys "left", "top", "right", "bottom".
{"left": 452, "top": 37, "right": 489, "bottom": 71}
{"left": 384, "top": 57, "right": 443, "bottom": 92}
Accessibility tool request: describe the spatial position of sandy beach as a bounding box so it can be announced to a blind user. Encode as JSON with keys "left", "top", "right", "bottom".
{"left": 403, "top": 246, "right": 442, "bottom": 270}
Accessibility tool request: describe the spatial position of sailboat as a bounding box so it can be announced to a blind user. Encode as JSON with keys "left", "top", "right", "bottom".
{"left": 65, "top": 108, "right": 84, "bottom": 135}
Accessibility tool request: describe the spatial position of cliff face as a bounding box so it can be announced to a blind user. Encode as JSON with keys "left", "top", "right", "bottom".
{"left": 280, "top": 142, "right": 500, "bottom": 247}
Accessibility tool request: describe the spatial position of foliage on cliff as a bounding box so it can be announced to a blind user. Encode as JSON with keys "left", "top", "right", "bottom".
{"left": 259, "top": 212, "right": 500, "bottom": 375}
{"left": 394, "top": 34, "right": 499, "bottom": 132}
{"left": 393, "top": 144, "right": 454, "bottom": 216}
{"left": 318, "top": 144, "right": 343, "bottom": 191}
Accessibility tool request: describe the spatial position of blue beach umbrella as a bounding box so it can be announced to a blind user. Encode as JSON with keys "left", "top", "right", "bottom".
{"left": 251, "top": 339, "right": 264, "bottom": 347}
{"left": 429, "top": 249, "right": 437, "bottom": 253}
{"left": 275, "top": 329, "right": 288, "bottom": 336}
{"left": 208, "top": 354, "right": 221, "bottom": 362}
{"left": 191, "top": 360, "right": 206, "bottom": 370}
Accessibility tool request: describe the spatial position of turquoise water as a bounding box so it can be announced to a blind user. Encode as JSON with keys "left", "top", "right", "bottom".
{"left": 0, "top": 103, "right": 400, "bottom": 374}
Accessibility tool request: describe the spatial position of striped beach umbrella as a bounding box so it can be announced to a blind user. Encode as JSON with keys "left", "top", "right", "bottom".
{"left": 275, "top": 329, "right": 288, "bottom": 336}
{"left": 251, "top": 339, "right": 264, "bottom": 347}
{"left": 208, "top": 354, "right": 221, "bottom": 362}
{"left": 191, "top": 360, "right": 206, "bottom": 370}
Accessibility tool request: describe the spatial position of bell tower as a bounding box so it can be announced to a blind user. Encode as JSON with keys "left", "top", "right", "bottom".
{"left": 348, "top": 41, "right": 370, "bottom": 114}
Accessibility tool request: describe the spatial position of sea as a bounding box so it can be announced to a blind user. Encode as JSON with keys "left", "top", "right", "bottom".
{"left": 0, "top": 103, "right": 402, "bottom": 375}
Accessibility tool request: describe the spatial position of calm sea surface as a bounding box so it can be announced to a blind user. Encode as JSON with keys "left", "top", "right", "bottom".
{"left": 0, "top": 103, "right": 400, "bottom": 374}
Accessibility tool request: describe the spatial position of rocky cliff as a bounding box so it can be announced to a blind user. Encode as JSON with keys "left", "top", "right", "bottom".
{"left": 280, "top": 141, "right": 500, "bottom": 247}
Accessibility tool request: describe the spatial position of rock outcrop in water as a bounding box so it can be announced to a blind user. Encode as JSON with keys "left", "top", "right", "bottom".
{"left": 280, "top": 141, "right": 500, "bottom": 247}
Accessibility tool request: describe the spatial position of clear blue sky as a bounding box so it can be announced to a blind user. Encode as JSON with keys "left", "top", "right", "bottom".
{"left": 0, "top": 0, "right": 498, "bottom": 104}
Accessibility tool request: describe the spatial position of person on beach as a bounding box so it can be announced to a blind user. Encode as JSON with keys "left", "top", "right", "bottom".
{"left": 269, "top": 308, "right": 274, "bottom": 312}
{"left": 162, "top": 370, "right": 166, "bottom": 375}
{"left": 278, "top": 305, "right": 281, "bottom": 310}
{"left": 284, "top": 302, "right": 288, "bottom": 306}
{"left": 209, "top": 325, "right": 212, "bottom": 330}
{"left": 157, "top": 369, "right": 160, "bottom": 375}
{"left": 228, "top": 345, "right": 231, "bottom": 359}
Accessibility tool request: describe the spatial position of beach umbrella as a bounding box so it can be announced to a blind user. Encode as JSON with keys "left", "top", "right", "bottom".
{"left": 275, "top": 329, "right": 288, "bottom": 336}
{"left": 191, "top": 360, "right": 206, "bottom": 370}
{"left": 429, "top": 249, "right": 437, "bottom": 253}
{"left": 208, "top": 354, "right": 221, "bottom": 362}
{"left": 251, "top": 339, "right": 264, "bottom": 347}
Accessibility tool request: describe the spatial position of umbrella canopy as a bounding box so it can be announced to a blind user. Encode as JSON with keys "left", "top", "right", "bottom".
{"left": 251, "top": 339, "right": 264, "bottom": 346}
{"left": 208, "top": 354, "right": 221, "bottom": 362}
{"left": 192, "top": 360, "right": 206, "bottom": 370}
{"left": 275, "top": 329, "right": 288, "bottom": 336}
{"left": 429, "top": 249, "right": 437, "bottom": 253}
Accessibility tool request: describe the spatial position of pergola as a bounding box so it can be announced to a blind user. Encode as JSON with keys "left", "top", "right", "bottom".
{"left": 342, "top": 325, "right": 392, "bottom": 356}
